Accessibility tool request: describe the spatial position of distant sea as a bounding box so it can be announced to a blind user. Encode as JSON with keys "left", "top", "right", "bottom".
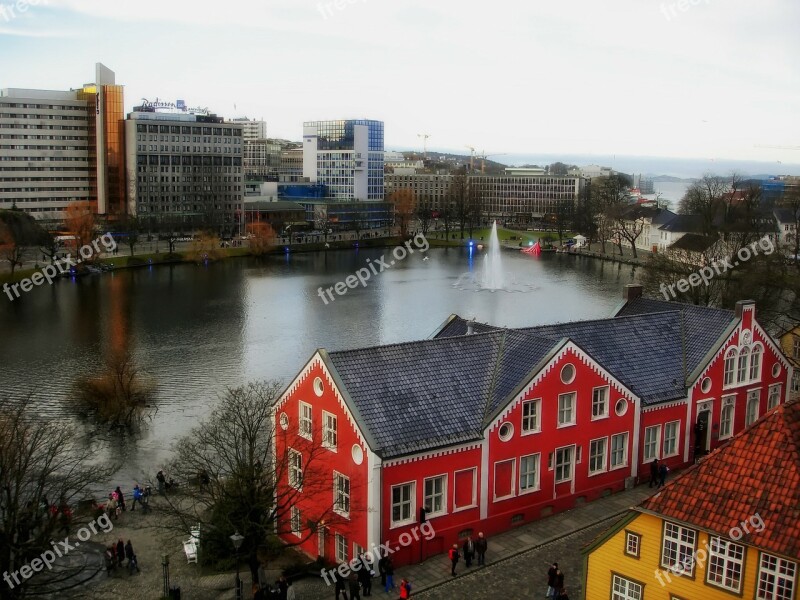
{"left": 411, "top": 150, "right": 800, "bottom": 181}
{"left": 498, "top": 153, "right": 800, "bottom": 180}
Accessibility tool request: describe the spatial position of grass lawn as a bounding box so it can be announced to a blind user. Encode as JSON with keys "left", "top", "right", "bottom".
{"left": 438, "top": 227, "right": 575, "bottom": 245}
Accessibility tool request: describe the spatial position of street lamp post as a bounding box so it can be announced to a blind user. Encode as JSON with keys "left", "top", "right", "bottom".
{"left": 230, "top": 531, "right": 244, "bottom": 600}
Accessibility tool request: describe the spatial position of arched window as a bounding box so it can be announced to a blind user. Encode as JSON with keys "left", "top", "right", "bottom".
{"left": 749, "top": 344, "right": 763, "bottom": 381}
{"left": 723, "top": 348, "right": 737, "bottom": 387}
{"left": 737, "top": 347, "right": 750, "bottom": 383}
{"left": 720, "top": 401, "right": 735, "bottom": 439}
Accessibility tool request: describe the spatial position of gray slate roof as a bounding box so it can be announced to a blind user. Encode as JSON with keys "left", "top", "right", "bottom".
{"left": 326, "top": 331, "right": 558, "bottom": 459}
{"left": 436, "top": 297, "right": 736, "bottom": 406}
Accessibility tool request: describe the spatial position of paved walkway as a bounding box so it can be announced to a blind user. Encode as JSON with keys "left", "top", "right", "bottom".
{"left": 398, "top": 484, "right": 655, "bottom": 597}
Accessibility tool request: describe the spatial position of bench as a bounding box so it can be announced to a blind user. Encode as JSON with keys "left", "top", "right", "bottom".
{"left": 183, "top": 524, "right": 201, "bottom": 564}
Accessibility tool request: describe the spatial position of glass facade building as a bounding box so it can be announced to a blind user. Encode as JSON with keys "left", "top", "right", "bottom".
{"left": 303, "top": 120, "right": 384, "bottom": 201}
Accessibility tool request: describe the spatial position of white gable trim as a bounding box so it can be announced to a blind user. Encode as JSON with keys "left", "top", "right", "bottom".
{"left": 382, "top": 441, "right": 483, "bottom": 468}
{"left": 691, "top": 318, "right": 791, "bottom": 392}
{"left": 274, "top": 352, "right": 371, "bottom": 451}
{"left": 642, "top": 399, "right": 688, "bottom": 413}
{"left": 486, "top": 341, "right": 640, "bottom": 433}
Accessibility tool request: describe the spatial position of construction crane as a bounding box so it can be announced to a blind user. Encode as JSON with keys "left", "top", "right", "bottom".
{"left": 417, "top": 133, "right": 431, "bottom": 158}
{"left": 477, "top": 151, "right": 508, "bottom": 174}
{"left": 464, "top": 145, "right": 476, "bottom": 172}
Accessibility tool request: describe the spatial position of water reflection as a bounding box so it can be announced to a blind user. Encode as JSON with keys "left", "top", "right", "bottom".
{"left": 0, "top": 248, "right": 637, "bottom": 484}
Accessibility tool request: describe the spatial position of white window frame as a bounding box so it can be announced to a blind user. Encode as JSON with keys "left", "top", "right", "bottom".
{"left": 452, "top": 467, "right": 478, "bottom": 512}
{"left": 591, "top": 386, "right": 609, "bottom": 420}
{"left": 750, "top": 343, "right": 763, "bottom": 381}
{"left": 793, "top": 337, "right": 800, "bottom": 360}
{"left": 661, "top": 521, "right": 697, "bottom": 576}
{"left": 299, "top": 401, "right": 312, "bottom": 440}
{"left": 625, "top": 532, "right": 641, "bottom": 558}
{"left": 643, "top": 425, "right": 660, "bottom": 461}
{"left": 290, "top": 505, "right": 301, "bottom": 538}
{"left": 333, "top": 472, "right": 350, "bottom": 518}
{"left": 493, "top": 459, "right": 516, "bottom": 501}
{"left": 335, "top": 532, "right": 348, "bottom": 563}
{"left": 611, "top": 574, "right": 643, "bottom": 600}
{"left": 706, "top": 536, "right": 745, "bottom": 593}
{"left": 757, "top": 552, "right": 797, "bottom": 600}
{"left": 391, "top": 481, "right": 416, "bottom": 527}
{"left": 557, "top": 392, "right": 576, "bottom": 427}
{"left": 723, "top": 348, "right": 737, "bottom": 388}
{"left": 322, "top": 410, "right": 338, "bottom": 451}
{"left": 756, "top": 552, "right": 797, "bottom": 600}
{"left": 662, "top": 421, "right": 680, "bottom": 458}
{"left": 519, "top": 453, "right": 540, "bottom": 494}
{"left": 521, "top": 398, "right": 541, "bottom": 434}
{"left": 554, "top": 445, "right": 574, "bottom": 483}
{"left": 288, "top": 448, "right": 303, "bottom": 490}
{"left": 423, "top": 475, "right": 447, "bottom": 518}
{"left": 720, "top": 396, "right": 735, "bottom": 440}
{"left": 588, "top": 437, "right": 608, "bottom": 475}
{"left": 768, "top": 384, "right": 782, "bottom": 410}
{"left": 737, "top": 347, "right": 750, "bottom": 383}
{"left": 610, "top": 432, "right": 629, "bottom": 469}
{"left": 746, "top": 389, "right": 761, "bottom": 426}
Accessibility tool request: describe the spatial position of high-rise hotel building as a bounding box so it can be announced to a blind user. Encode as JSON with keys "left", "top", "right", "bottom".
{"left": 303, "top": 120, "right": 384, "bottom": 200}
{"left": 0, "top": 63, "right": 125, "bottom": 223}
{"left": 124, "top": 101, "right": 244, "bottom": 235}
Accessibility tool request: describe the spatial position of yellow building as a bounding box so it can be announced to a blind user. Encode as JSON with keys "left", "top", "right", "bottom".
{"left": 584, "top": 400, "right": 800, "bottom": 600}
{"left": 777, "top": 323, "right": 800, "bottom": 399}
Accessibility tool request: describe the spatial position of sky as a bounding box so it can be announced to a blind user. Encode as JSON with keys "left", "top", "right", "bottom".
{"left": 1, "top": 0, "right": 799, "bottom": 172}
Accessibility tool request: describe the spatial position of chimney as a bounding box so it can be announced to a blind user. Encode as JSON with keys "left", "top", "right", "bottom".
{"left": 466, "top": 318, "right": 475, "bottom": 335}
{"left": 623, "top": 284, "right": 643, "bottom": 302}
{"left": 735, "top": 300, "right": 756, "bottom": 319}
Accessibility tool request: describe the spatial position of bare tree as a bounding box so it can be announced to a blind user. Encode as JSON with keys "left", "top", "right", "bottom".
{"left": 447, "top": 170, "right": 470, "bottom": 240}
{"left": 0, "top": 221, "right": 24, "bottom": 276}
{"left": 0, "top": 398, "right": 116, "bottom": 600}
{"left": 158, "top": 381, "right": 355, "bottom": 581}
{"left": 415, "top": 202, "right": 433, "bottom": 236}
{"left": 389, "top": 189, "right": 415, "bottom": 238}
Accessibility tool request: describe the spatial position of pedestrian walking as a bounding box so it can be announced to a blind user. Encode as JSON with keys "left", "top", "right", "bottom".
{"left": 547, "top": 563, "right": 558, "bottom": 599}
{"left": 658, "top": 462, "right": 669, "bottom": 487}
{"left": 115, "top": 486, "right": 126, "bottom": 511}
{"left": 125, "top": 540, "right": 140, "bottom": 574}
{"left": 475, "top": 532, "right": 488, "bottom": 566}
{"left": 462, "top": 536, "right": 475, "bottom": 568}
{"left": 553, "top": 567, "right": 565, "bottom": 599}
{"left": 384, "top": 556, "right": 395, "bottom": 592}
{"left": 348, "top": 571, "right": 361, "bottom": 600}
{"left": 357, "top": 554, "right": 372, "bottom": 596}
{"left": 334, "top": 567, "right": 348, "bottom": 600}
{"left": 399, "top": 578, "right": 412, "bottom": 599}
{"left": 104, "top": 547, "right": 115, "bottom": 576}
{"left": 116, "top": 539, "right": 125, "bottom": 567}
{"left": 378, "top": 555, "right": 388, "bottom": 589}
{"left": 649, "top": 459, "right": 659, "bottom": 488}
{"left": 131, "top": 484, "right": 143, "bottom": 510}
{"left": 156, "top": 470, "right": 166, "bottom": 494}
{"left": 448, "top": 543, "right": 460, "bottom": 577}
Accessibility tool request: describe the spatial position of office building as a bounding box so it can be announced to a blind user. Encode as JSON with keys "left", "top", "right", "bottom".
{"left": 228, "top": 117, "right": 266, "bottom": 141}
{"left": 124, "top": 100, "right": 243, "bottom": 236}
{"left": 385, "top": 173, "right": 453, "bottom": 212}
{"left": 303, "top": 119, "right": 384, "bottom": 200}
{"left": 0, "top": 63, "right": 125, "bottom": 224}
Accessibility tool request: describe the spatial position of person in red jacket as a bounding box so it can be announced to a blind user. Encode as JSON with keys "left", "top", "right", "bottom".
{"left": 448, "top": 543, "right": 460, "bottom": 577}
{"left": 399, "top": 578, "right": 411, "bottom": 599}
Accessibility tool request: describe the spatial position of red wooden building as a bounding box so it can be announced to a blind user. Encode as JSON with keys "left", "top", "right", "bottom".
{"left": 272, "top": 286, "right": 791, "bottom": 567}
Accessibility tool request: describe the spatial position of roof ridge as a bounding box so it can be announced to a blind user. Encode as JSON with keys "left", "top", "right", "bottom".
{"left": 328, "top": 326, "right": 506, "bottom": 356}
{"left": 481, "top": 330, "right": 508, "bottom": 426}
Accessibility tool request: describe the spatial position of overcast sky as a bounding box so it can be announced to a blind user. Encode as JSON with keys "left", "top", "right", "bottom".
{"left": 1, "top": 0, "right": 798, "bottom": 166}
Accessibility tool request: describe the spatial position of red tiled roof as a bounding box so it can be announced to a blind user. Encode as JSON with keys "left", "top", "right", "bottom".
{"left": 639, "top": 400, "right": 800, "bottom": 559}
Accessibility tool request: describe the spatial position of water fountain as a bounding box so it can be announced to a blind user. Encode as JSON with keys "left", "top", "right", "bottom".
{"left": 481, "top": 221, "right": 505, "bottom": 291}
